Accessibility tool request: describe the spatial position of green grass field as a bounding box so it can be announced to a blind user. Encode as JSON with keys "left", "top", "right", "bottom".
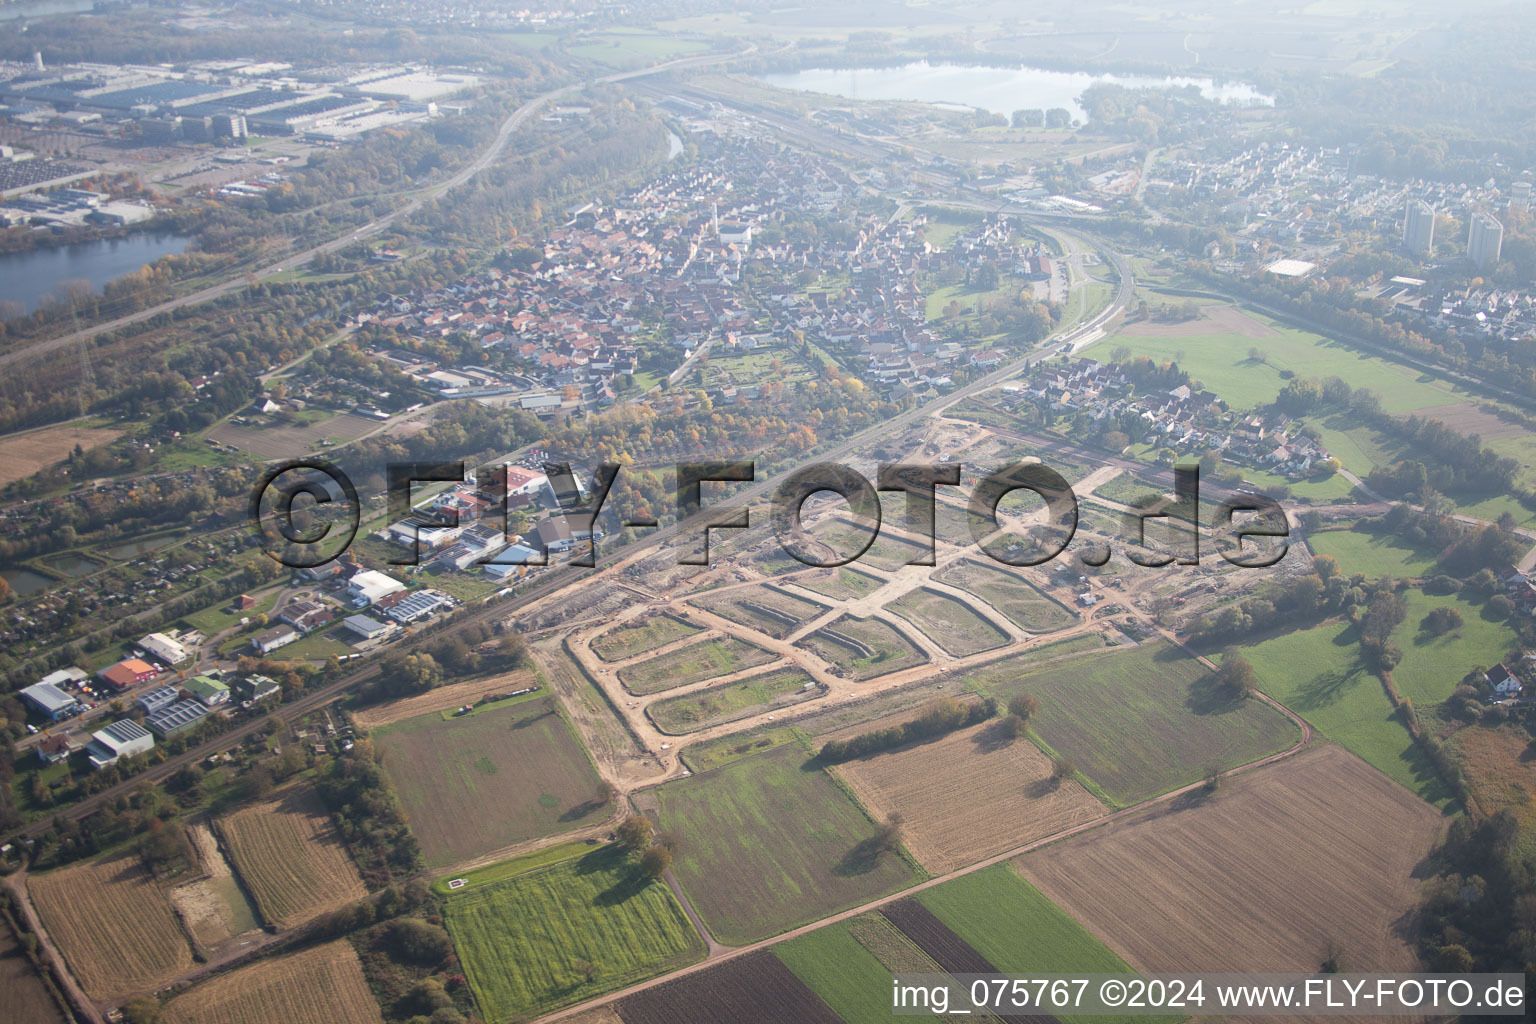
{"left": 617, "top": 636, "right": 777, "bottom": 695}
{"left": 795, "top": 567, "right": 887, "bottom": 601}
{"left": 1307, "top": 529, "right": 1438, "bottom": 579}
{"left": 590, "top": 614, "right": 703, "bottom": 662}
{"left": 653, "top": 744, "right": 922, "bottom": 945}
{"left": 373, "top": 698, "right": 611, "bottom": 868}
{"left": 960, "top": 641, "right": 1298, "bottom": 806}
{"left": 1230, "top": 622, "right": 1453, "bottom": 805}
{"left": 775, "top": 923, "right": 943, "bottom": 1024}
{"left": 887, "top": 587, "right": 1009, "bottom": 657}
{"left": 1390, "top": 590, "right": 1517, "bottom": 707}
{"left": 917, "top": 865, "right": 1144, "bottom": 1024}
{"left": 446, "top": 845, "right": 705, "bottom": 1022}
{"left": 647, "top": 666, "right": 819, "bottom": 734}
{"left": 565, "top": 30, "right": 711, "bottom": 68}
{"left": 1088, "top": 316, "right": 1454, "bottom": 414}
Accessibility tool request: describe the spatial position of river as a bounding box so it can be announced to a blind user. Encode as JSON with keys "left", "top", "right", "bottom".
{"left": 0, "top": 234, "right": 191, "bottom": 315}
{"left": 756, "top": 61, "right": 1273, "bottom": 124}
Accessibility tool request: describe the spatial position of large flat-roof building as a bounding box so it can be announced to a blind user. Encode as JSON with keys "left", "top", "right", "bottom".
{"left": 347, "top": 569, "right": 406, "bottom": 606}
{"left": 20, "top": 681, "right": 81, "bottom": 722}
{"left": 135, "top": 684, "right": 181, "bottom": 715}
{"left": 86, "top": 720, "right": 153, "bottom": 769}
{"left": 140, "top": 632, "right": 189, "bottom": 665}
{"left": 145, "top": 700, "right": 210, "bottom": 738}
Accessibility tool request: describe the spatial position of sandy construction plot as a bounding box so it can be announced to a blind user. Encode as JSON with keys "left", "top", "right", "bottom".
{"left": 835, "top": 721, "right": 1106, "bottom": 874}
{"left": 351, "top": 669, "right": 539, "bottom": 728}
{"left": 1017, "top": 744, "right": 1444, "bottom": 977}
{"left": 0, "top": 424, "right": 122, "bottom": 487}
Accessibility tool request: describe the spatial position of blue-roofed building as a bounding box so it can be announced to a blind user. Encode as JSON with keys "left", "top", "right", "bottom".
{"left": 20, "top": 681, "right": 81, "bottom": 722}
{"left": 136, "top": 684, "right": 181, "bottom": 715}
{"left": 86, "top": 720, "right": 153, "bottom": 769}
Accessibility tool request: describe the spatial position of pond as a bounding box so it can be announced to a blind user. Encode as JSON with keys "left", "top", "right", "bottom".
{"left": 105, "top": 535, "right": 178, "bottom": 561}
{"left": 755, "top": 61, "right": 1273, "bottom": 124}
{"left": 0, "top": 233, "right": 191, "bottom": 316}
{"left": 41, "top": 552, "right": 105, "bottom": 578}
{"left": 1, "top": 567, "right": 52, "bottom": 596}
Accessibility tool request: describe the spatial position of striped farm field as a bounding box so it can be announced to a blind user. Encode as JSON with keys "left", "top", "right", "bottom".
{"left": 446, "top": 845, "right": 704, "bottom": 1022}
{"left": 28, "top": 853, "right": 193, "bottom": 1001}
{"left": 217, "top": 782, "right": 367, "bottom": 929}
{"left": 160, "top": 940, "right": 382, "bottom": 1024}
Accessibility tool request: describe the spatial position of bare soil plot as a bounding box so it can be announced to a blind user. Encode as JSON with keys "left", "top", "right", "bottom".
{"left": 374, "top": 697, "right": 610, "bottom": 869}
{"left": 618, "top": 635, "right": 777, "bottom": 695}
{"left": 933, "top": 559, "right": 1075, "bottom": 632}
{"left": 795, "top": 614, "right": 928, "bottom": 680}
{"left": 217, "top": 783, "right": 367, "bottom": 929}
{"left": 881, "top": 899, "right": 1002, "bottom": 975}
{"left": 887, "top": 587, "right": 1009, "bottom": 657}
{"left": 647, "top": 666, "right": 820, "bottom": 734}
{"left": 1116, "top": 304, "right": 1275, "bottom": 338}
{"left": 167, "top": 822, "right": 259, "bottom": 950}
{"left": 590, "top": 614, "right": 704, "bottom": 662}
{"left": 617, "top": 950, "right": 842, "bottom": 1024}
{"left": 0, "top": 926, "right": 65, "bottom": 1024}
{"left": 351, "top": 669, "right": 540, "bottom": 728}
{"left": 1412, "top": 402, "right": 1528, "bottom": 440}
{"left": 690, "top": 586, "right": 828, "bottom": 639}
{"left": 206, "top": 411, "right": 379, "bottom": 460}
{"left": 1016, "top": 744, "right": 1445, "bottom": 976}
{"left": 835, "top": 721, "right": 1106, "bottom": 873}
{"left": 28, "top": 853, "right": 193, "bottom": 1001}
{"left": 0, "top": 423, "right": 122, "bottom": 487}
{"left": 160, "top": 940, "right": 382, "bottom": 1024}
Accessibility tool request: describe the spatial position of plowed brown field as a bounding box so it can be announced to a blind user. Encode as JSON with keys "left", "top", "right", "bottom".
{"left": 28, "top": 853, "right": 193, "bottom": 1001}
{"left": 160, "top": 940, "right": 382, "bottom": 1024}
{"left": 834, "top": 721, "right": 1106, "bottom": 873}
{"left": 1017, "top": 744, "right": 1444, "bottom": 976}
{"left": 218, "top": 783, "right": 366, "bottom": 929}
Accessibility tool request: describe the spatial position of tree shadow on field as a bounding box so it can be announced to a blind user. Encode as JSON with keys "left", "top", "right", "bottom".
{"left": 560, "top": 796, "right": 608, "bottom": 822}
{"left": 573, "top": 845, "right": 626, "bottom": 877}
{"left": 971, "top": 719, "right": 1021, "bottom": 753}
{"left": 1185, "top": 675, "right": 1249, "bottom": 717}
{"left": 1026, "top": 776, "right": 1062, "bottom": 798}
{"left": 834, "top": 836, "right": 890, "bottom": 877}
{"left": 1291, "top": 664, "right": 1366, "bottom": 712}
{"left": 594, "top": 868, "right": 653, "bottom": 907}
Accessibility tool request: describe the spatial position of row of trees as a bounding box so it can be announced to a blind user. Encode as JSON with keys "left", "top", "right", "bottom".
{"left": 818, "top": 696, "right": 999, "bottom": 762}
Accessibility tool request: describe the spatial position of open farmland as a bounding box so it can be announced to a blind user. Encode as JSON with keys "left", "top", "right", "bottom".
{"left": 1454, "top": 726, "right": 1536, "bottom": 854}
{"left": 591, "top": 614, "right": 703, "bottom": 662}
{"left": 794, "top": 566, "right": 887, "bottom": 601}
{"left": 27, "top": 853, "right": 193, "bottom": 1001}
{"left": 834, "top": 721, "right": 1106, "bottom": 873}
{"left": 934, "top": 559, "right": 1075, "bottom": 632}
{"left": 350, "top": 669, "right": 541, "bottom": 728}
{"left": 160, "top": 940, "right": 381, "bottom": 1024}
{"left": 881, "top": 898, "right": 999, "bottom": 974}
{"left": 796, "top": 614, "right": 928, "bottom": 680}
{"left": 446, "top": 845, "right": 704, "bottom": 1022}
{"left": 650, "top": 744, "right": 922, "bottom": 945}
{"left": 647, "top": 666, "right": 820, "bottom": 734}
{"left": 618, "top": 635, "right": 777, "bottom": 695}
{"left": 0, "top": 422, "right": 122, "bottom": 488}
{"left": 690, "top": 586, "right": 828, "bottom": 639}
{"left": 0, "top": 926, "right": 65, "bottom": 1024}
{"left": 916, "top": 866, "right": 1139, "bottom": 1024}
{"left": 774, "top": 920, "right": 945, "bottom": 1024}
{"left": 887, "top": 587, "right": 1009, "bottom": 657}
{"left": 1232, "top": 623, "right": 1452, "bottom": 804}
{"left": 217, "top": 783, "right": 367, "bottom": 929}
{"left": 960, "top": 641, "right": 1298, "bottom": 805}
{"left": 616, "top": 950, "right": 841, "bottom": 1024}
{"left": 373, "top": 696, "right": 611, "bottom": 868}
{"left": 1017, "top": 744, "right": 1446, "bottom": 976}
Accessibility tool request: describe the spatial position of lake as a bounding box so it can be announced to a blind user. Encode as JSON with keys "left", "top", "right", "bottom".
{"left": 0, "top": 234, "right": 191, "bottom": 315}
{"left": 756, "top": 61, "right": 1273, "bottom": 124}
{"left": 1, "top": 567, "right": 52, "bottom": 597}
